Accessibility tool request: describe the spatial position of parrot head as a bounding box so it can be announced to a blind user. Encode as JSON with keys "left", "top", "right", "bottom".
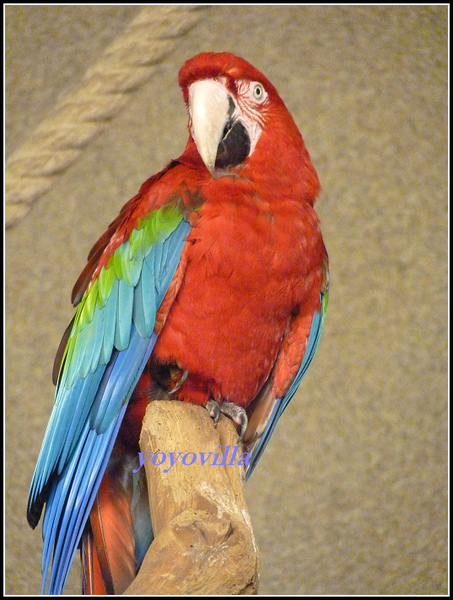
{"left": 179, "top": 52, "right": 320, "bottom": 203}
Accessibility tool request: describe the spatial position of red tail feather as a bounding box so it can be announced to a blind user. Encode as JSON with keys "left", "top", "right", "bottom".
{"left": 82, "top": 457, "right": 137, "bottom": 595}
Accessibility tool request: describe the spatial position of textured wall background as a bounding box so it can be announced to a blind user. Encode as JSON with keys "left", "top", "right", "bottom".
{"left": 5, "top": 5, "right": 447, "bottom": 595}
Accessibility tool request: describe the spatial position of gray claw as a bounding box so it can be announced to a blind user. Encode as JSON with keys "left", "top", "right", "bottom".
{"left": 206, "top": 399, "right": 221, "bottom": 424}
{"left": 218, "top": 401, "right": 248, "bottom": 439}
{"left": 168, "top": 369, "right": 189, "bottom": 395}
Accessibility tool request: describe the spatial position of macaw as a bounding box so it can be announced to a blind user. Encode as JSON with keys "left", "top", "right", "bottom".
{"left": 27, "top": 52, "right": 328, "bottom": 595}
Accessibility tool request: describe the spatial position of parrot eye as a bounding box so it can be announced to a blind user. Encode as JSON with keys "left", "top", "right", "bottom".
{"left": 252, "top": 83, "right": 266, "bottom": 102}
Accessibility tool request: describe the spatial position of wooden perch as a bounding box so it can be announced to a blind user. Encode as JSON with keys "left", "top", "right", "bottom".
{"left": 124, "top": 400, "right": 259, "bottom": 595}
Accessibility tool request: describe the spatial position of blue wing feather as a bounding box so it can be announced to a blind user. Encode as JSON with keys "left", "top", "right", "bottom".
{"left": 28, "top": 216, "right": 191, "bottom": 594}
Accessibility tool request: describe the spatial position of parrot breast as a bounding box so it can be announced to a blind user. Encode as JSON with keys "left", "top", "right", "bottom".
{"left": 151, "top": 175, "right": 324, "bottom": 407}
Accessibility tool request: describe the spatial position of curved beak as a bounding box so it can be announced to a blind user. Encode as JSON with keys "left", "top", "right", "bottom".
{"left": 188, "top": 79, "right": 230, "bottom": 175}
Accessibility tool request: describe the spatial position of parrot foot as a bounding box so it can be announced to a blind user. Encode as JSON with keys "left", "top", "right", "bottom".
{"left": 167, "top": 368, "right": 189, "bottom": 395}
{"left": 206, "top": 400, "right": 248, "bottom": 439}
{"left": 219, "top": 402, "right": 248, "bottom": 438}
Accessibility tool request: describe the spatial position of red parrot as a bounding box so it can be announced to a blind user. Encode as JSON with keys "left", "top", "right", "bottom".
{"left": 27, "top": 52, "right": 328, "bottom": 594}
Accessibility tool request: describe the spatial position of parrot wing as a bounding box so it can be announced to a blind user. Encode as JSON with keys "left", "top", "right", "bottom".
{"left": 244, "top": 264, "right": 329, "bottom": 479}
{"left": 27, "top": 185, "right": 192, "bottom": 594}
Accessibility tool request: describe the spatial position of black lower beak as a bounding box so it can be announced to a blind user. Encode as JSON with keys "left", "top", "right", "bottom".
{"left": 215, "top": 120, "right": 251, "bottom": 170}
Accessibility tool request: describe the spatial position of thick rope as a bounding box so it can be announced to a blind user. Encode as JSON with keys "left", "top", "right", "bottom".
{"left": 5, "top": 5, "right": 207, "bottom": 229}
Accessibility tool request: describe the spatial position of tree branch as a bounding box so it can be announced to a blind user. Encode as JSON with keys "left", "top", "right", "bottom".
{"left": 124, "top": 400, "right": 259, "bottom": 595}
